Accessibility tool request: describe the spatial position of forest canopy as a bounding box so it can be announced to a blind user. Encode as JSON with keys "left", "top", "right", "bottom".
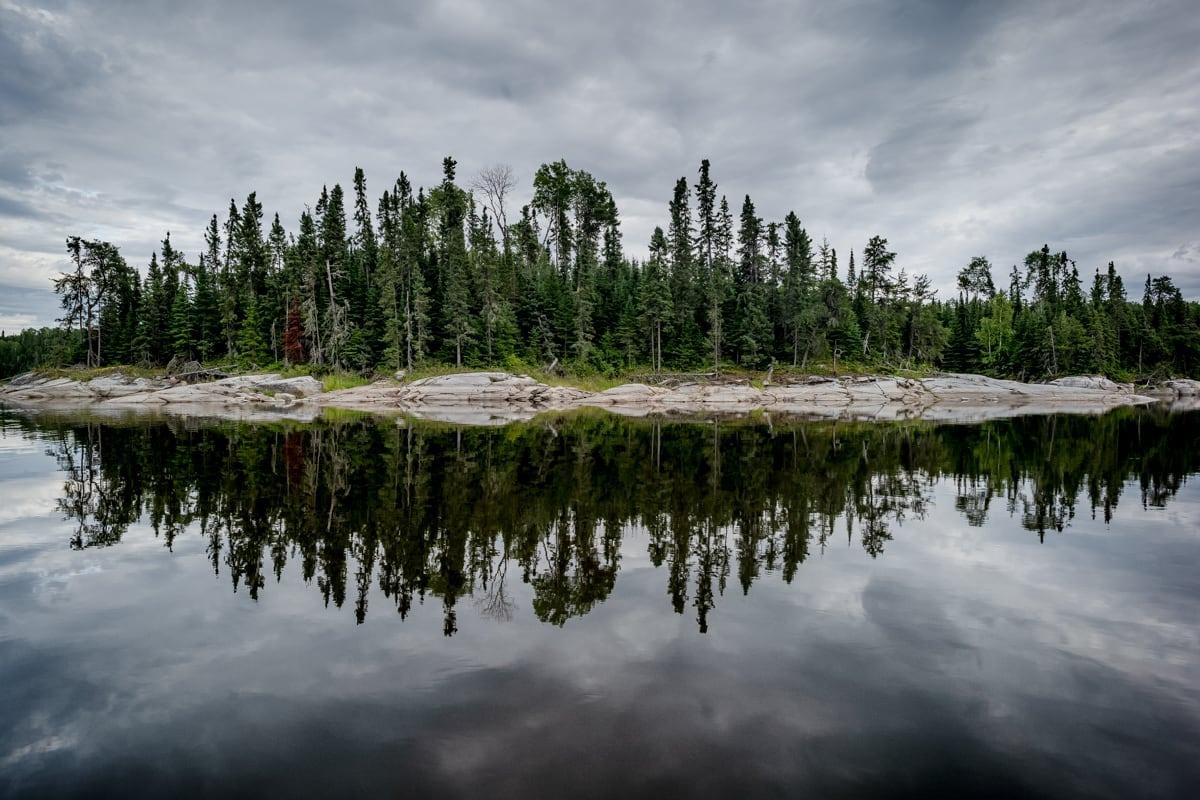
{"left": 4, "top": 157, "right": 1198, "bottom": 380}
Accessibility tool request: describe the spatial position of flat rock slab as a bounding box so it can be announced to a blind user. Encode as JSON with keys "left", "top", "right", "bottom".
{"left": 1048, "top": 375, "right": 1133, "bottom": 393}
{"left": 580, "top": 373, "right": 1155, "bottom": 418}
{"left": 1162, "top": 379, "right": 1200, "bottom": 396}
{"left": 315, "top": 373, "right": 589, "bottom": 409}
{"left": 580, "top": 384, "right": 671, "bottom": 407}
{"left": 0, "top": 373, "right": 326, "bottom": 412}
{"left": 253, "top": 376, "right": 325, "bottom": 397}
{"left": 410, "top": 372, "right": 531, "bottom": 387}
{"left": 0, "top": 373, "right": 171, "bottom": 401}
{"left": 105, "top": 374, "right": 306, "bottom": 406}
{"left": 1, "top": 370, "right": 1164, "bottom": 424}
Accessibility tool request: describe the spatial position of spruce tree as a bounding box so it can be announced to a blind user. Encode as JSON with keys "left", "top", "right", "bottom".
{"left": 435, "top": 158, "right": 474, "bottom": 366}
{"left": 237, "top": 297, "right": 269, "bottom": 364}
{"left": 320, "top": 184, "right": 350, "bottom": 367}
{"left": 782, "top": 212, "right": 817, "bottom": 366}
{"left": 733, "top": 195, "right": 770, "bottom": 365}
{"left": 192, "top": 255, "right": 221, "bottom": 361}
{"left": 695, "top": 160, "right": 717, "bottom": 278}
{"left": 695, "top": 160, "right": 725, "bottom": 372}
{"left": 134, "top": 252, "right": 165, "bottom": 363}
{"left": 168, "top": 283, "right": 192, "bottom": 361}
{"left": 667, "top": 176, "right": 700, "bottom": 365}
{"left": 639, "top": 228, "right": 673, "bottom": 372}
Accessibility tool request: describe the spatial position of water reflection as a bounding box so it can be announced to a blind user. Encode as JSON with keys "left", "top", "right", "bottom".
{"left": 17, "top": 407, "right": 1200, "bottom": 633}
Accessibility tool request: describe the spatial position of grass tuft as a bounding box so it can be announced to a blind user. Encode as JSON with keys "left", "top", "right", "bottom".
{"left": 321, "top": 372, "right": 373, "bottom": 392}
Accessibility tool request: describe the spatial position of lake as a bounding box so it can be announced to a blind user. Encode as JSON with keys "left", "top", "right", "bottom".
{"left": 1, "top": 407, "right": 1198, "bottom": 798}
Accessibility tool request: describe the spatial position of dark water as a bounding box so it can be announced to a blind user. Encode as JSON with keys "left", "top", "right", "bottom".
{"left": 0, "top": 407, "right": 1198, "bottom": 799}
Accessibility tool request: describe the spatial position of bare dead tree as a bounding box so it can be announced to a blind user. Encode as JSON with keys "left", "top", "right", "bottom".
{"left": 473, "top": 164, "right": 516, "bottom": 257}
{"left": 475, "top": 554, "right": 514, "bottom": 622}
{"left": 324, "top": 258, "right": 349, "bottom": 369}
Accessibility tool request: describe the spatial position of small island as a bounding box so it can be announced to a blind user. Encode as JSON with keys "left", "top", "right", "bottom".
{"left": 3, "top": 158, "right": 1198, "bottom": 413}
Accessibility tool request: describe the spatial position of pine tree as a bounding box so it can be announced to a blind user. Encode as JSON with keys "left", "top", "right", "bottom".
{"left": 435, "top": 158, "right": 474, "bottom": 366}
{"left": 860, "top": 235, "right": 895, "bottom": 303}
{"left": 696, "top": 160, "right": 725, "bottom": 372}
{"left": 352, "top": 167, "right": 378, "bottom": 288}
{"left": 818, "top": 272, "right": 861, "bottom": 367}
{"left": 732, "top": 195, "right": 770, "bottom": 365}
{"left": 405, "top": 188, "right": 432, "bottom": 367}
{"left": 782, "top": 212, "right": 817, "bottom": 366}
{"left": 569, "top": 170, "right": 609, "bottom": 364}
{"left": 220, "top": 200, "right": 242, "bottom": 356}
{"left": 351, "top": 167, "right": 379, "bottom": 364}
{"left": 168, "top": 283, "right": 192, "bottom": 361}
{"left": 296, "top": 209, "right": 325, "bottom": 365}
{"left": 238, "top": 297, "right": 269, "bottom": 364}
{"left": 97, "top": 249, "right": 139, "bottom": 366}
{"left": 134, "top": 252, "right": 165, "bottom": 363}
{"left": 666, "top": 176, "right": 700, "bottom": 364}
{"left": 946, "top": 297, "right": 982, "bottom": 373}
{"left": 1008, "top": 263, "right": 1024, "bottom": 312}
{"left": 639, "top": 228, "right": 673, "bottom": 371}
{"left": 192, "top": 255, "right": 221, "bottom": 361}
{"left": 238, "top": 192, "right": 267, "bottom": 297}
{"left": 695, "top": 160, "right": 717, "bottom": 278}
{"left": 320, "top": 184, "right": 351, "bottom": 367}
{"left": 203, "top": 215, "right": 226, "bottom": 360}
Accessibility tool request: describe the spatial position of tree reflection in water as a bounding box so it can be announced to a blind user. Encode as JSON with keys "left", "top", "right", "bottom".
{"left": 20, "top": 407, "right": 1199, "bottom": 633}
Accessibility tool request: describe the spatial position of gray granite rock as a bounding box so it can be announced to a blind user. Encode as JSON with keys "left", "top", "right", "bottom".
{"left": 1048, "top": 375, "right": 1131, "bottom": 393}
{"left": 2, "top": 370, "right": 1160, "bottom": 424}
{"left": 1161, "top": 379, "right": 1200, "bottom": 396}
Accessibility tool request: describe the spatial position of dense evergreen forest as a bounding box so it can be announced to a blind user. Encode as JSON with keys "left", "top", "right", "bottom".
{"left": 3, "top": 157, "right": 1198, "bottom": 380}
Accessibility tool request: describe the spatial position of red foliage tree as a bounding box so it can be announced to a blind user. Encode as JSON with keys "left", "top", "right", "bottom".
{"left": 283, "top": 297, "right": 305, "bottom": 365}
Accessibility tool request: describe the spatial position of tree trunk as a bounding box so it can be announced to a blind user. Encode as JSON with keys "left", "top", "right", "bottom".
{"left": 85, "top": 305, "right": 94, "bottom": 367}
{"left": 660, "top": 325, "right": 663, "bottom": 372}
{"left": 325, "top": 259, "right": 338, "bottom": 368}
{"left": 1048, "top": 325, "right": 1058, "bottom": 374}
{"left": 404, "top": 286, "right": 413, "bottom": 371}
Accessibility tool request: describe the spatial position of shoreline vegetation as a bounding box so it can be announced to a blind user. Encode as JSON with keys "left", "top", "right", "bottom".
{"left": 16, "top": 358, "right": 946, "bottom": 393}
{"left": 1, "top": 157, "right": 1197, "bottom": 386}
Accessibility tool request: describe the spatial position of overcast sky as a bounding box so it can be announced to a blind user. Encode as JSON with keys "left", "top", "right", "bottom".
{"left": 1, "top": 0, "right": 1198, "bottom": 331}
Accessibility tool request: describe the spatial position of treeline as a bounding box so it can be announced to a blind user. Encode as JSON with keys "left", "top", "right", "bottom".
{"left": 14, "top": 157, "right": 1200, "bottom": 380}
{"left": 0, "top": 327, "right": 77, "bottom": 378}
{"left": 29, "top": 409, "right": 1198, "bottom": 632}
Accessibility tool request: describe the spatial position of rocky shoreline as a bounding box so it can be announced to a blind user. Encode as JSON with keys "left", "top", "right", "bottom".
{"left": 3, "top": 369, "right": 1196, "bottom": 425}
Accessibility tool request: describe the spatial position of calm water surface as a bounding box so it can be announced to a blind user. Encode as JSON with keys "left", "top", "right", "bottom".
{"left": 0, "top": 407, "right": 1198, "bottom": 799}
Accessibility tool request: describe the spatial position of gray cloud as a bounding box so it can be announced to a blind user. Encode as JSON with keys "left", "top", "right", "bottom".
{"left": 0, "top": 0, "right": 1198, "bottom": 327}
{"left": 864, "top": 103, "right": 983, "bottom": 192}
{"left": 0, "top": 1, "right": 110, "bottom": 124}
{"left": 0, "top": 193, "right": 45, "bottom": 219}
